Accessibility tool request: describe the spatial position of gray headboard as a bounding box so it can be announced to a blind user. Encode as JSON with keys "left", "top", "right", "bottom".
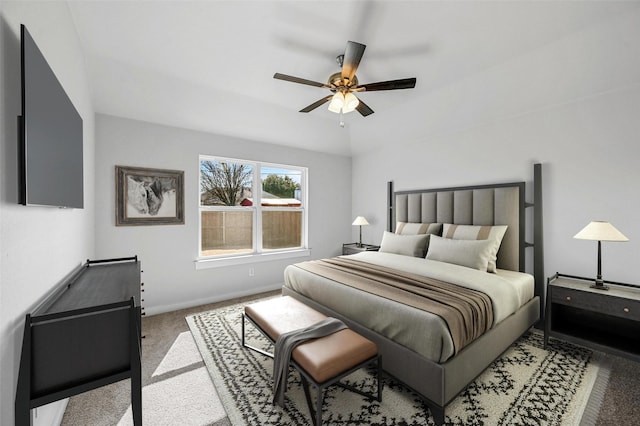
{"left": 386, "top": 164, "right": 544, "bottom": 322}
{"left": 391, "top": 183, "right": 524, "bottom": 272}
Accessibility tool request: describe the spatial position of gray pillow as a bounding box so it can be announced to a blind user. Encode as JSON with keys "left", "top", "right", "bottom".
{"left": 379, "top": 231, "right": 430, "bottom": 257}
{"left": 426, "top": 235, "right": 494, "bottom": 271}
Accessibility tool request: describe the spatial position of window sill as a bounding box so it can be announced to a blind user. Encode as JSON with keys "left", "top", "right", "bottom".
{"left": 195, "top": 248, "right": 311, "bottom": 270}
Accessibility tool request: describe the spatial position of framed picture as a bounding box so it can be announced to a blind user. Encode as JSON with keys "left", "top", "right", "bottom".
{"left": 115, "top": 165, "right": 185, "bottom": 226}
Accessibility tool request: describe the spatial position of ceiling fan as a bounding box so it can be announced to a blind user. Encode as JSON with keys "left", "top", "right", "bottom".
{"left": 274, "top": 41, "right": 416, "bottom": 117}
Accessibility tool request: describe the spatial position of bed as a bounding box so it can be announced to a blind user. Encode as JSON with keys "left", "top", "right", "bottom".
{"left": 282, "top": 164, "right": 544, "bottom": 425}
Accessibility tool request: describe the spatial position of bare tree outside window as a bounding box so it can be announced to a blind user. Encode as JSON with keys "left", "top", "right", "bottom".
{"left": 200, "top": 160, "right": 253, "bottom": 206}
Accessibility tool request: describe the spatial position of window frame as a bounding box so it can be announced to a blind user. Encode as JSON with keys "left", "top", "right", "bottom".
{"left": 196, "top": 155, "right": 309, "bottom": 269}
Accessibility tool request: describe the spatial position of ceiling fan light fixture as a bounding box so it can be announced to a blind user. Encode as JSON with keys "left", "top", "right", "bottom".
{"left": 274, "top": 40, "right": 416, "bottom": 118}
{"left": 328, "top": 92, "right": 344, "bottom": 113}
{"left": 342, "top": 92, "right": 359, "bottom": 113}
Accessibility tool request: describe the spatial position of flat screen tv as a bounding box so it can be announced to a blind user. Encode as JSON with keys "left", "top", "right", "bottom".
{"left": 20, "top": 24, "right": 83, "bottom": 209}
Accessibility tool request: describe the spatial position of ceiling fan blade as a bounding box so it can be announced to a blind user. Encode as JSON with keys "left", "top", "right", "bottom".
{"left": 359, "top": 78, "right": 417, "bottom": 91}
{"left": 341, "top": 41, "right": 366, "bottom": 83}
{"left": 355, "top": 98, "right": 374, "bottom": 117}
{"left": 274, "top": 73, "right": 330, "bottom": 88}
{"left": 299, "top": 95, "right": 333, "bottom": 113}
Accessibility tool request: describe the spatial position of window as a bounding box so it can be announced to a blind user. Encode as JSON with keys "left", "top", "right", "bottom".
{"left": 199, "top": 156, "right": 307, "bottom": 261}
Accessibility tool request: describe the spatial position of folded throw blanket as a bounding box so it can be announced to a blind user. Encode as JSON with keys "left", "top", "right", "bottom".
{"left": 272, "top": 317, "right": 347, "bottom": 407}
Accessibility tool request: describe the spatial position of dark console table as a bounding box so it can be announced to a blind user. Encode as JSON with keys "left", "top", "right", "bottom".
{"left": 15, "top": 256, "right": 142, "bottom": 425}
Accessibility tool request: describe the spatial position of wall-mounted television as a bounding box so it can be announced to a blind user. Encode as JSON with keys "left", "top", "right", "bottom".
{"left": 20, "top": 24, "right": 84, "bottom": 209}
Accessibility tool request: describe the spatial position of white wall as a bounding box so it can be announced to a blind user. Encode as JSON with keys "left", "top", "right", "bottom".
{"left": 94, "top": 114, "right": 352, "bottom": 315}
{"left": 0, "top": 2, "right": 95, "bottom": 425}
{"left": 350, "top": 9, "right": 640, "bottom": 285}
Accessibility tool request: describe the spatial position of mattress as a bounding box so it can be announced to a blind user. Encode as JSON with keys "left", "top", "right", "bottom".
{"left": 283, "top": 251, "right": 535, "bottom": 363}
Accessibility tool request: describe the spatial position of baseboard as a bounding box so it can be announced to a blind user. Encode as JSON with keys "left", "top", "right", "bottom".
{"left": 144, "top": 282, "right": 284, "bottom": 316}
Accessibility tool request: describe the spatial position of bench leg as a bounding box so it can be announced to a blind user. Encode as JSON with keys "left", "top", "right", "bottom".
{"left": 241, "top": 313, "right": 246, "bottom": 346}
{"left": 241, "top": 313, "right": 274, "bottom": 358}
{"left": 377, "top": 355, "right": 382, "bottom": 402}
{"left": 300, "top": 372, "right": 322, "bottom": 426}
{"left": 298, "top": 356, "right": 381, "bottom": 426}
{"left": 315, "top": 382, "right": 323, "bottom": 426}
{"left": 333, "top": 355, "right": 382, "bottom": 402}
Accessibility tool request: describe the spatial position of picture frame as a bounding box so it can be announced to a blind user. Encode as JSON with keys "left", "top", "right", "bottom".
{"left": 115, "top": 165, "right": 185, "bottom": 226}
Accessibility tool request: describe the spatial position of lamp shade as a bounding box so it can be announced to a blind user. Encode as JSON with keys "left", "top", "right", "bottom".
{"left": 328, "top": 92, "right": 344, "bottom": 113}
{"left": 328, "top": 92, "right": 359, "bottom": 114}
{"left": 352, "top": 216, "right": 369, "bottom": 226}
{"left": 342, "top": 92, "right": 360, "bottom": 113}
{"left": 574, "top": 221, "right": 628, "bottom": 242}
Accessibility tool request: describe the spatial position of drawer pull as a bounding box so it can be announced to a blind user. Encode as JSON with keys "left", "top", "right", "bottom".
{"left": 623, "top": 307, "right": 630, "bottom": 313}
{"left": 566, "top": 296, "right": 571, "bottom": 301}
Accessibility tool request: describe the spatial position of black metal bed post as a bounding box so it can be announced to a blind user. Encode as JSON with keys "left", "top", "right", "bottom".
{"left": 533, "top": 163, "right": 545, "bottom": 322}
{"left": 525, "top": 163, "right": 545, "bottom": 324}
{"left": 387, "top": 181, "right": 394, "bottom": 232}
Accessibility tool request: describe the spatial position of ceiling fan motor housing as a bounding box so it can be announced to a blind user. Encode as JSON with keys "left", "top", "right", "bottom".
{"left": 328, "top": 71, "right": 358, "bottom": 92}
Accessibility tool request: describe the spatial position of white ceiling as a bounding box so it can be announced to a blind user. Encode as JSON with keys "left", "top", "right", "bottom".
{"left": 67, "top": 0, "right": 639, "bottom": 156}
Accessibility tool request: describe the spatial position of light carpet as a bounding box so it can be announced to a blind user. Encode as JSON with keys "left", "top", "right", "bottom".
{"left": 186, "top": 298, "right": 603, "bottom": 426}
{"left": 117, "top": 331, "right": 227, "bottom": 426}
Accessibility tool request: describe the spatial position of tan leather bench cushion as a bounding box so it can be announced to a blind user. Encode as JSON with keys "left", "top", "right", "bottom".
{"left": 245, "top": 296, "right": 378, "bottom": 383}
{"left": 245, "top": 296, "right": 327, "bottom": 340}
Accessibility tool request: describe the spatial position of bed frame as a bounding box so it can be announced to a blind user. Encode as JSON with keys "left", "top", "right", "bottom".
{"left": 283, "top": 164, "right": 544, "bottom": 425}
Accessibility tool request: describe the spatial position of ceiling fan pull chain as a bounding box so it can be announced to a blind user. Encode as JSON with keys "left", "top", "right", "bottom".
{"left": 339, "top": 110, "right": 345, "bottom": 128}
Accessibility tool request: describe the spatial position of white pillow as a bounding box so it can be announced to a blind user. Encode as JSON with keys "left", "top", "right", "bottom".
{"left": 442, "top": 224, "right": 508, "bottom": 273}
{"left": 426, "top": 235, "right": 494, "bottom": 272}
{"left": 379, "top": 231, "right": 430, "bottom": 257}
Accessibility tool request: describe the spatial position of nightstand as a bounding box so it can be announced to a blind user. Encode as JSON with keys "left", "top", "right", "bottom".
{"left": 342, "top": 243, "right": 380, "bottom": 255}
{"left": 545, "top": 273, "right": 640, "bottom": 362}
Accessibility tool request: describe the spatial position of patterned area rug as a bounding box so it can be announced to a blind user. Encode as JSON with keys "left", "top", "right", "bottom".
{"left": 186, "top": 299, "right": 599, "bottom": 426}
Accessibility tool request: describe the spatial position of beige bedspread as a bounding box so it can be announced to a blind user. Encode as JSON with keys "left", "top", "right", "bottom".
{"left": 294, "top": 257, "right": 493, "bottom": 355}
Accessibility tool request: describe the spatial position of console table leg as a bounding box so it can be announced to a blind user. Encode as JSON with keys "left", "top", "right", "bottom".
{"left": 131, "top": 304, "right": 143, "bottom": 426}
{"left": 16, "top": 316, "right": 32, "bottom": 426}
{"left": 14, "top": 403, "right": 30, "bottom": 426}
{"left": 131, "top": 362, "right": 142, "bottom": 426}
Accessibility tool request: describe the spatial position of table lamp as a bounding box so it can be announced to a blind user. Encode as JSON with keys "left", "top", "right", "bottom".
{"left": 574, "top": 221, "right": 629, "bottom": 290}
{"left": 352, "top": 216, "right": 369, "bottom": 247}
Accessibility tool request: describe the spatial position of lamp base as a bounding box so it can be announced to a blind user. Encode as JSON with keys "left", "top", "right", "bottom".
{"left": 590, "top": 279, "right": 609, "bottom": 290}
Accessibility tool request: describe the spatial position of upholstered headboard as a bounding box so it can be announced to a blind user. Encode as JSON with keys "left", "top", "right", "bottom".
{"left": 387, "top": 164, "right": 544, "bottom": 323}
{"left": 391, "top": 183, "right": 524, "bottom": 272}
